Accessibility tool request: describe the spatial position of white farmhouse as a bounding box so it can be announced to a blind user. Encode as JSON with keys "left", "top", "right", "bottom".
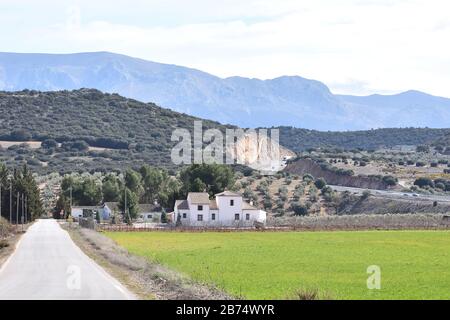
{"left": 174, "top": 191, "right": 266, "bottom": 227}
{"left": 70, "top": 206, "right": 96, "bottom": 219}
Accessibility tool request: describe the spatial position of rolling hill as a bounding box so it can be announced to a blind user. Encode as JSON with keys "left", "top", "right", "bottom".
{"left": 1, "top": 52, "right": 450, "bottom": 131}
{"left": 0, "top": 89, "right": 449, "bottom": 174}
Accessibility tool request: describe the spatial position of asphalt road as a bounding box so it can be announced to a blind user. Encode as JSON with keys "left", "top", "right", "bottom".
{"left": 329, "top": 185, "right": 450, "bottom": 203}
{"left": 0, "top": 219, "right": 136, "bottom": 300}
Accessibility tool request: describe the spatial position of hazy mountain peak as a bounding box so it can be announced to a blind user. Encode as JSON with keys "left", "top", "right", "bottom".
{"left": 0, "top": 51, "right": 449, "bottom": 131}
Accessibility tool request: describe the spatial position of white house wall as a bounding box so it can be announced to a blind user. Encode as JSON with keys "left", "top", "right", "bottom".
{"left": 216, "top": 196, "right": 243, "bottom": 221}
{"left": 176, "top": 194, "right": 267, "bottom": 227}
{"left": 71, "top": 209, "right": 83, "bottom": 218}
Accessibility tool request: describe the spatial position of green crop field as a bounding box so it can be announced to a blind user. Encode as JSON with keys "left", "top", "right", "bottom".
{"left": 105, "top": 230, "right": 450, "bottom": 300}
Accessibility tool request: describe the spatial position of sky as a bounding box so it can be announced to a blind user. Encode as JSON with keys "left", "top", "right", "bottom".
{"left": 0, "top": 0, "right": 449, "bottom": 96}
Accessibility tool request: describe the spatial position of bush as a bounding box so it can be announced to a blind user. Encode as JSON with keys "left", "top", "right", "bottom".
{"left": 135, "top": 143, "right": 146, "bottom": 152}
{"left": 382, "top": 175, "right": 398, "bottom": 186}
{"left": 291, "top": 202, "right": 308, "bottom": 216}
{"left": 416, "top": 161, "right": 426, "bottom": 167}
{"left": 263, "top": 198, "right": 273, "bottom": 210}
{"left": 276, "top": 199, "right": 285, "bottom": 209}
{"left": 243, "top": 187, "right": 253, "bottom": 199}
{"left": 414, "top": 178, "right": 434, "bottom": 188}
{"left": 0, "top": 239, "right": 9, "bottom": 249}
{"left": 9, "top": 129, "right": 32, "bottom": 141}
{"left": 416, "top": 145, "right": 430, "bottom": 153}
{"left": 361, "top": 190, "right": 371, "bottom": 200}
{"left": 435, "top": 182, "right": 445, "bottom": 190}
{"left": 61, "top": 140, "right": 89, "bottom": 152}
{"left": 314, "top": 178, "right": 327, "bottom": 190}
{"left": 42, "top": 139, "right": 58, "bottom": 149}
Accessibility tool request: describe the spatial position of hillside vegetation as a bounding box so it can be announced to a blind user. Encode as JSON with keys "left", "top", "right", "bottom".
{"left": 0, "top": 89, "right": 449, "bottom": 173}
{"left": 0, "top": 89, "right": 229, "bottom": 173}
{"left": 279, "top": 127, "right": 450, "bottom": 152}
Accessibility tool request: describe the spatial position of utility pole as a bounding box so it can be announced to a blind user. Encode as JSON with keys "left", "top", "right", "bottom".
{"left": 124, "top": 188, "right": 127, "bottom": 223}
{"left": 16, "top": 192, "right": 19, "bottom": 225}
{"left": 69, "top": 186, "right": 73, "bottom": 219}
{"left": 9, "top": 180, "right": 12, "bottom": 224}
{"left": 25, "top": 196, "right": 28, "bottom": 224}
{"left": 0, "top": 184, "right": 2, "bottom": 220}
{"left": 124, "top": 188, "right": 131, "bottom": 224}
{"left": 21, "top": 193, "right": 24, "bottom": 231}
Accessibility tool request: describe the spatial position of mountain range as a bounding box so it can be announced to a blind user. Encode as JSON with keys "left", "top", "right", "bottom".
{"left": 1, "top": 51, "right": 449, "bottom": 131}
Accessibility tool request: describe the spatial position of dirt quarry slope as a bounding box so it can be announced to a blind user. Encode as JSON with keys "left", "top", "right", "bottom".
{"left": 284, "top": 158, "right": 389, "bottom": 190}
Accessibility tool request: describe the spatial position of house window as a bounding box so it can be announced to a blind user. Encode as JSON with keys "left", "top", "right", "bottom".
{"left": 211, "top": 213, "right": 216, "bottom": 220}
{"left": 235, "top": 214, "right": 240, "bottom": 221}
{"left": 246, "top": 214, "right": 250, "bottom": 221}
{"left": 198, "top": 205, "right": 203, "bottom": 211}
{"left": 230, "top": 200, "right": 234, "bottom": 206}
{"left": 197, "top": 214, "right": 203, "bottom": 222}
{"left": 182, "top": 213, "right": 187, "bottom": 219}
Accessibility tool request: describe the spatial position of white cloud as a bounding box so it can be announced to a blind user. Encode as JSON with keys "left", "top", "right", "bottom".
{"left": 0, "top": 0, "right": 450, "bottom": 96}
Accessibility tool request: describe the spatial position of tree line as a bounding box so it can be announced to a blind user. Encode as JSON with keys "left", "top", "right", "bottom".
{"left": 0, "top": 164, "right": 44, "bottom": 224}
{"left": 54, "top": 164, "right": 235, "bottom": 221}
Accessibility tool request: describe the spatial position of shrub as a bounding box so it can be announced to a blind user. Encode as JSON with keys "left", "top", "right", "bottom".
{"left": 314, "top": 178, "right": 327, "bottom": 190}
{"left": 0, "top": 240, "right": 9, "bottom": 249}
{"left": 41, "top": 139, "right": 58, "bottom": 149}
{"left": 435, "top": 183, "right": 445, "bottom": 190}
{"left": 361, "top": 190, "right": 371, "bottom": 200}
{"left": 382, "top": 175, "right": 398, "bottom": 186}
{"left": 9, "top": 129, "right": 32, "bottom": 141}
{"left": 276, "top": 199, "right": 285, "bottom": 209}
{"left": 61, "top": 140, "right": 89, "bottom": 152}
{"left": 135, "top": 143, "right": 146, "bottom": 152}
{"left": 291, "top": 202, "right": 308, "bottom": 216}
{"left": 263, "top": 198, "right": 273, "bottom": 210}
{"left": 289, "top": 288, "right": 321, "bottom": 300}
{"left": 414, "top": 178, "right": 434, "bottom": 188}
{"left": 416, "top": 145, "right": 430, "bottom": 153}
{"left": 243, "top": 187, "right": 254, "bottom": 199}
{"left": 416, "top": 161, "right": 426, "bottom": 167}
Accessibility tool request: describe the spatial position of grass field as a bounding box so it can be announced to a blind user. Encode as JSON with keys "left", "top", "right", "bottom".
{"left": 105, "top": 230, "right": 450, "bottom": 300}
